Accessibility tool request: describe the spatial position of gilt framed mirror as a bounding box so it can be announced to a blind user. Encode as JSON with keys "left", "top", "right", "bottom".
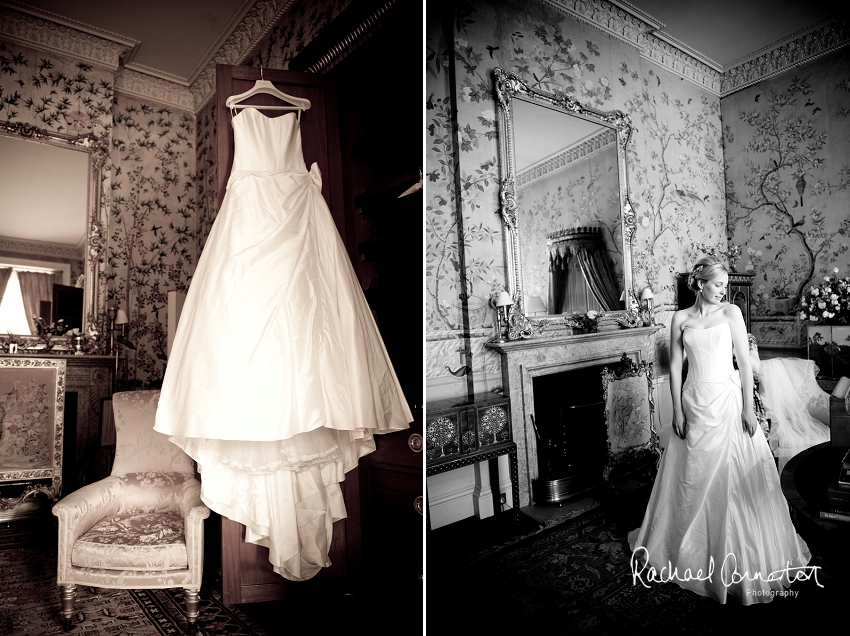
{"left": 493, "top": 68, "right": 636, "bottom": 339}
{"left": 0, "top": 122, "right": 108, "bottom": 346}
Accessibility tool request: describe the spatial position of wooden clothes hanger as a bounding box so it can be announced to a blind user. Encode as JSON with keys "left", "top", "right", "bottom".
{"left": 226, "top": 65, "right": 311, "bottom": 120}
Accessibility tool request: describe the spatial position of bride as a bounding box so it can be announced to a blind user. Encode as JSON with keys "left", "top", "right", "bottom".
{"left": 628, "top": 256, "right": 812, "bottom": 604}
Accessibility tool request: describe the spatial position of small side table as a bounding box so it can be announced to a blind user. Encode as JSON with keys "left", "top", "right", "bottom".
{"left": 425, "top": 394, "right": 521, "bottom": 529}
{"left": 781, "top": 442, "right": 850, "bottom": 567}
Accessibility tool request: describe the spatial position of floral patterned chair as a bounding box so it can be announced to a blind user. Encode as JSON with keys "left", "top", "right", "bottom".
{"left": 52, "top": 390, "right": 210, "bottom": 631}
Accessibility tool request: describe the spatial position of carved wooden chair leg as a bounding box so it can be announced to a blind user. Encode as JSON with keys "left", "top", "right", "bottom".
{"left": 184, "top": 588, "right": 200, "bottom": 631}
{"left": 59, "top": 584, "right": 76, "bottom": 631}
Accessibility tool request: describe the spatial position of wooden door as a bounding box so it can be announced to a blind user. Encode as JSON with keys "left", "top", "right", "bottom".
{"left": 290, "top": 0, "right": 424, "bottom": 610}
{"left": 214, "top": 63, "right": 359, "bottom": 604}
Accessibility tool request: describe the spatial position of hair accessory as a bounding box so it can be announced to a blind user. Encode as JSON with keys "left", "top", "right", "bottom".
{"left": 687, "top": 264, "right": 705, "bottom": 289}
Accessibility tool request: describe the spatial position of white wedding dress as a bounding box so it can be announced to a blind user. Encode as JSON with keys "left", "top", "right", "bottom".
{"left": 628, "top": 323, "right": 811, "bottom": 604}
{"left": 154, "top": 107, "right": 412, "bottom": 581}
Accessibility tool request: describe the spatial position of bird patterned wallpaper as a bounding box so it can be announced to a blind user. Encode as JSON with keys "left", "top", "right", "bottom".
{"left": 723, "top": 47, "right": 850, "bottom": 313}
{"left": 107, "top": 94, "right": 198, "bottom": 383}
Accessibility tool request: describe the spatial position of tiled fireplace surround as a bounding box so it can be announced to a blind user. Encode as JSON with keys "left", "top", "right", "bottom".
{"left": 487, "top": 326, "right": 664, "bottom": 508}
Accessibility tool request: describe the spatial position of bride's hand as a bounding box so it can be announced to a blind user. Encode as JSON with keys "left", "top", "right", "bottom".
{"left": 742, "top": 409, "right": 758, "bottom": 437}
{"left": 672, "top": 412, "right": 688, "bottom": 439}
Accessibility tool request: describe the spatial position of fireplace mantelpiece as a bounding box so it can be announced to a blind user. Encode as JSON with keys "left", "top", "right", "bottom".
{"left": 486, "top": 326, "right": 664, "bottom": 507}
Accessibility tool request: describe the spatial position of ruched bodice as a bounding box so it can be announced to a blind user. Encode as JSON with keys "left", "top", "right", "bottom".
{"left": 683, "top": 323, "right": 735, "bottom": 389}
{"left": 231, "top": 109, "right": 307, "bottom": 173}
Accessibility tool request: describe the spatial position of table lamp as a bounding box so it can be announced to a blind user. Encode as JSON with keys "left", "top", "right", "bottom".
{"left": 493, "top": 291, "right": 514, "bottom": 343}
{"left": 640, "top": 287, "right": 654, "bottom": 325}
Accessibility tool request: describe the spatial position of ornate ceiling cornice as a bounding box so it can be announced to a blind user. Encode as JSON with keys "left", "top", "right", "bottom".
{"left": 0, "top": 0, "right": 294, "bottom": 113}
{"left": 0, "top": 235, "right": 83, "bottom": 261}
{"left": 114, "top": 69, "right": 195, "bottom": 113}
{"left": 190, "top": 0, "right": 296, "bottom": 111}
{"left": 540, "top": 0, "right": 849, "bottom": 98}
{"left": 517, "top": 128, "right": 617, "bottom": 187}
{"left": 721, "top": 18, "right": 850, "bottom": 96}
{"left": 0, "top": 4, "right": 133, "bottom": 71}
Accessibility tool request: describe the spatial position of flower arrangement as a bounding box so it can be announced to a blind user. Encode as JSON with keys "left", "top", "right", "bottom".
{"left": 565, "top": 309, "right": 601, "bottom": 333}
{"left": 32, "top": 316, "right": 70, "bottom": 348}
{"left": 799, "top": 268, "right": 850, "bottom": 325}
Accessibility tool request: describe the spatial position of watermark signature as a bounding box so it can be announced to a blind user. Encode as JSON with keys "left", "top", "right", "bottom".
{"left": 630, "top": 547, "right": 822, "bottom": 592}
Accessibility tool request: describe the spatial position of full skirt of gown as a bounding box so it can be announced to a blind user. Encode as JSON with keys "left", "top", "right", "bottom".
{"left": 154, "top": 108, "right": 412, "bottom": 581}
{"left": 628, "top": 323, "right": 811, "bottom": 604}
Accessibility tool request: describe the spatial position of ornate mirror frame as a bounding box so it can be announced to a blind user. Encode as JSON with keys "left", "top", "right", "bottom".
{"left": 493, "top": 68, "right": 636, "bottom": 339}
{"left": 0, "top": 122, "right": 109, "bottom": 344}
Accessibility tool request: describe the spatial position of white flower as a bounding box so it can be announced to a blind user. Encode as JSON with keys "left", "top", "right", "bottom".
{"left": 831, "top": 293, "right": 839, "bottom": 301}
{"left": 482, "top": 109, "right": 495, "bottom": 120}
{"left": 818, "top": 301, "right": 826, "bottom": 309}
{"left": 834, "top": 267, "right": 840, "bottom": 274}
{"left": 641, "top": 216, "right": 650, "bottom": 227}
{"left": 456, "top": 38, "right": 468, "bottom": 49}
{"left": 461, "top": 86, "right": 473, "bottom": 102}
{"left": 745, "top": 263, "right": 754, "bottom": 271}
{"left": 756, "top": 250, "right": 762, "bottom": 257}
{"left": 747, "top": 247, "right": 755, "bottom": 255}
{"left": 567, "top": 44, "right": 577, "bottom": 55}
{"left": 600, "top": 77, "right": 609, "bottom": 87}
{"left": 573, "top": 64, "right": 582, "bottom": 78}
{"left": 800, "top": 312, "right": 808, "bottom": 320}
{"left": 758, "top": 284, "right": 765, "bottom": 289}
{"left": 586, "top": 310, "right": 599, "bottom": 320}
{"left": 584, "top": 80, "right": 594, "bottom": 91}
{"left": 824, "top": 276, "right": 831, "bottom": 281}
{"left": 812, "top": 288, "right": 820, "bottom": 296}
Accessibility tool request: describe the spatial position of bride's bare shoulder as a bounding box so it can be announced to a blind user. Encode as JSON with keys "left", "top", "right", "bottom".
{"left": 670, "top": 309, "right": 689, "bottom": 328}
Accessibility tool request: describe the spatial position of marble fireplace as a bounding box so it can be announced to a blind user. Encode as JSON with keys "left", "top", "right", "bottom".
{"left": 487, "top": 326, "right": 663, "bottom": 508}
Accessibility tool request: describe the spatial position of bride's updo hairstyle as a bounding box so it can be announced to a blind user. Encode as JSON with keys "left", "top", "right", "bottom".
{"left": 687, "top": 255, "right": 729, "bottom": 292}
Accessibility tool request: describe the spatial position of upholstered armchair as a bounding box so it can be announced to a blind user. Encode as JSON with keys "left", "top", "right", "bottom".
{"left": 52, "top": 390, "right": 209, "bottom": 631}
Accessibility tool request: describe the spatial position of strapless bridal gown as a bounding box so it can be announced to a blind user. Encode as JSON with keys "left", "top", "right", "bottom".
{"left": 154, "top": 108, "right": 412, "bottom": 581}
{"left": 628, "top": 323, "right": 811, "bottom": 604}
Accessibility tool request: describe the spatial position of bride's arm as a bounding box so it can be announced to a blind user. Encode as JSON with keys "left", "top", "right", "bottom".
{"left": 669, "top": 311, "right": 687, "bottom": 439}
{"left": 727, "top": 305, "right": 757, "bottom": 436}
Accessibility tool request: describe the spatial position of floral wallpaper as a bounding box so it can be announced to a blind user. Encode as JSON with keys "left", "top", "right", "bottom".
{"left": 0, "top": 40, "right": 113, "bottom": 136}
{"left": 194, "top": 100, "right": 217, "bottom": 252}
{"left": 107, "top": 94, "right": 197, "bottom": 386}
{"left": 518, "top": 142, "right": 622, "bottom": 304}
{"left": 723, "top": 47, "right": 850, "bottom": 315}
{"left": 425, "top": 0, "right": 726, "bottom": 393}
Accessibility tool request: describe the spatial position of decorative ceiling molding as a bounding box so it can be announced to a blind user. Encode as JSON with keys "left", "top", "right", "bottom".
{"left": 0, "top": 4, "right": 133, "bottom": 71}
{"left": 721, "top": 18, "right": 850, "bottom": 97}
{"left": 638, "top": 34, "right": 723, "bottom": 95}
{"left": 517, "top": 128, "right": 617, "bottom": 187}
{"left": 114, "top": 68, "right": 195, "bottom": 113}
{"left": 540, "top": 0, "right": 653, "bottom": 52}
{"left": 190, "top": 0, "right": 296, "bottom": 111}
{"left": 292, "top": 0, "right": 397, "bottom": 74}
{"left": 126, "top": 0, "right": 257, "bottom": 88}
{"left": 541, "top": 0, "right": 849, "bottom": 98}
{"left": 0, "top": 235, "right": 83, "bottom": 261}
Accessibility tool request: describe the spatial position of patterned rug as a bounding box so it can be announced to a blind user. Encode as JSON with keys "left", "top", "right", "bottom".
{"left": 0, "top": 518, "right": 268, "bottom": 636}
{"left": 430, "top": 485, "right": 846, "bottom": 634}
